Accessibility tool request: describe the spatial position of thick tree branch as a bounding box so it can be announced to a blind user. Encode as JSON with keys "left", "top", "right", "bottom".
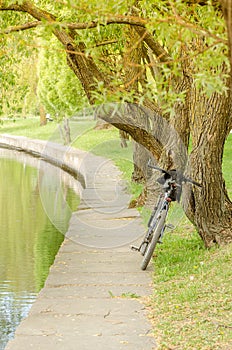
{"left": 1, "top": 21, "right": 40, "bottom": 34}
{"left": 0, "top": 4, "right": 25, "bottom": 11}
{"left": 66, "top": 16, "right": 148, "bottom": 29}
{"left": 0, "top": 16, "right": 148, "bottom": 33}
{"left": 96, "top": 103, "right": 164, "bottom": 159}
{"left": 95, "top": 40, "right": 118, "bottom": 47}
{"left": 134, "top": 27, "right": 172, "bottom": 63}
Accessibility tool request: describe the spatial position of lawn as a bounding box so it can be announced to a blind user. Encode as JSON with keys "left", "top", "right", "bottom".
{"left": 0, "top": 117, "right": 231, "bottom": 349}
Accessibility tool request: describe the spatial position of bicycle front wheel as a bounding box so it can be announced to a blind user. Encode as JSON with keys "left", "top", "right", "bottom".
{"left": 141, "top": 209, "right": 167, "bottom": 270}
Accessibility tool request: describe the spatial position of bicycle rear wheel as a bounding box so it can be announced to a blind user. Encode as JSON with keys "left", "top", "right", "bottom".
{"left": 141, "top": 209, "right": 167, "bottom": 270}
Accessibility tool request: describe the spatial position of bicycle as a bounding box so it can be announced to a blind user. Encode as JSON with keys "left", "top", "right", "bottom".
{"left": 131, "top": 161, "right": 201, "bottom": 270}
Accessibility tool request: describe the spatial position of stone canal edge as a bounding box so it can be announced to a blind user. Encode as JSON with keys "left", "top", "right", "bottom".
{"left": 0, "top": 134, "right": 156, "bottom": 350}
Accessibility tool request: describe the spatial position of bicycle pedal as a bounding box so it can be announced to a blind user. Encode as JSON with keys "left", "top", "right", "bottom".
{"left": 130, "top": 245, "right": 140, "bottom": 251}
{"left": 166, "top": 223, "right": 175, "bottom": 230}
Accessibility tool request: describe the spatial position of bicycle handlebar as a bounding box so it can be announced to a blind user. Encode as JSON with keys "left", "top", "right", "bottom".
{"left": 148, "top": 161, "right": 202, "bottom": 187}
{"left": 181, "top": 176, "right": 202, "bottom": 187}
{"left": 148, "top": 162, "right": 169, "bottom": 175}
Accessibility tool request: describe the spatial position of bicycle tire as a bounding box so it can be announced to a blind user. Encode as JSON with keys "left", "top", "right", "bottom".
{"left": 141, "top": 209, "right": 167, "bottom": 270}
{"left": 147, "top": 195, "right": 163, "bottom": 227}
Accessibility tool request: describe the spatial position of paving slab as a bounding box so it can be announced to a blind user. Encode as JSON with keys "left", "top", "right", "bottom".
{"left": 0, "top": 135, "right": 156, "bottom": 350}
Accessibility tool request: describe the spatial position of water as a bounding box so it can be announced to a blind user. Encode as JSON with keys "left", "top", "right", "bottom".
{"left": 0, "top": 149, "right": 81, "bottom": 349}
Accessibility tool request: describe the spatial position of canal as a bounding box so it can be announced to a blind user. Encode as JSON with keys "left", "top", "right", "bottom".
{"left": 0, "top": 149, "right": 81, "bottom": 350}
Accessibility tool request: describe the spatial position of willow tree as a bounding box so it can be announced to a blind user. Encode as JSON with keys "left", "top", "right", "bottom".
{"left": 37, "top": 36, "right": 88, "bottom": 119}
{"left": 0, "top": 12, "right": 38, "bottom": 117}
{"left": 0, "top": 0, "right": 232, "bottom": 247}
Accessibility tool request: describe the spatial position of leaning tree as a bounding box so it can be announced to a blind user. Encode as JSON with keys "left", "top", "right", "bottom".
{"left": 0, "top": 0, "right": 232, "bottom": 246}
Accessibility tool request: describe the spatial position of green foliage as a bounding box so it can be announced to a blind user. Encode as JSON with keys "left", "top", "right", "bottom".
{"left": 0, "top": 117, "right": 57, "bottom": 139}
{"left": 1, "top": 0, "right": 230, "bottom": 116}
{"left": 37, "top": 35, "right": 87, "bottom": 119}
{"left": 138, "top": 0, "right": 229, "bottom": 109}
{"left": 0, "top": 5, "right": 89, "bottom": 118}
{"left": 0, "top": 12, "right": 38, "bottom": 117}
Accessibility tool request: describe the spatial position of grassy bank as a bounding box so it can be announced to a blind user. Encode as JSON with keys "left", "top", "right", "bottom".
{"left": 149, "top": 228, "right": 232, "bottom": 349}
{"left": 1, "top": 117, "right": 231, "bottom": 349}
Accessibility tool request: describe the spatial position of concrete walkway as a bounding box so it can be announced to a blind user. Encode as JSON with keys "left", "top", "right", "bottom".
{"left": 0, "top": 135, "right": 156, "bottom": 350}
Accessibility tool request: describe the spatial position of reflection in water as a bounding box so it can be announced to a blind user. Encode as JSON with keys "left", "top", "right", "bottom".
{"left": 0, "top": 152, "right": 80, "bottom": 350}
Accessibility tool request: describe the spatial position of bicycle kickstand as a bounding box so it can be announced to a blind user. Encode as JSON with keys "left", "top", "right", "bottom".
{"left": 131, "top": 240, "right": 148, "bottom": 253}
{"left": 130, "top": 244, "right": 141, "bottom": 252}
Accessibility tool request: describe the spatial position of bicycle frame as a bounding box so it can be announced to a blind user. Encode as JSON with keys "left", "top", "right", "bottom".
{"left": 132, "top": 185, "right": 172, "bottom": 256}
{"left": 131, "top": 161, "right": 202, "bottom": 270}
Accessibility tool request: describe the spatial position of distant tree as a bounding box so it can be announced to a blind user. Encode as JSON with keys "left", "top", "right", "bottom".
{"left": 0, "top": 12, "right": 38, "bottom": 117}
{"left": 37, "top": 36, "right": 88, "bottom": 119}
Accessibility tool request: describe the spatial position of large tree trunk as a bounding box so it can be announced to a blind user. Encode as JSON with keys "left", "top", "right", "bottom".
{"left": 185, "top": 83, "right": 232, "bottom": 246}
{"left": 131, "top": 141, "right": 150, "bottom": 183}
{"left": 155, "top": 37, "right": 232, "bottom": 246}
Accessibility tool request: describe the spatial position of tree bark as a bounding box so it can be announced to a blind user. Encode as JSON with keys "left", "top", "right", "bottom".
{"left": 185, "top": 78, "right": 232, "bottom": 246}
{"left": 39, "top": 104, "right": 47, "bottom": 126}
{"left": 123, "top": 24, "right": 154, "bottom": 183}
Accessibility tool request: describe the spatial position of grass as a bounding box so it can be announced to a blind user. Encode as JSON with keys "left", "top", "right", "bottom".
{"left": 0, "top": 117, "right": 57, "bottom": 139}
{"left": 223, "top": 133, "right": 232, "bottom": 198}
{"left": 149, "top": 226, "right": 232, "bottom": 349}
{"left": 1, "top": 117, "right": 232, "bottom": 349}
